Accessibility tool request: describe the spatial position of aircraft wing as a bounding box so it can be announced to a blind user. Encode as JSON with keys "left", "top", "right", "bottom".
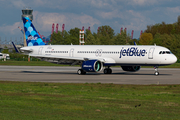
{"left": 29, "top": 54, "right": 111, "bottom": 65}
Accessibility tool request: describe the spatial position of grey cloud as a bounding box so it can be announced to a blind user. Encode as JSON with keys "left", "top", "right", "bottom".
{"left": 32, "top": 11, "right": 100, "bottom": 33}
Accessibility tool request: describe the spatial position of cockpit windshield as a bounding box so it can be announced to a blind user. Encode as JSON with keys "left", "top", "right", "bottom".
{"left": 159, "top": 51, "right": 172, "bottom": 54}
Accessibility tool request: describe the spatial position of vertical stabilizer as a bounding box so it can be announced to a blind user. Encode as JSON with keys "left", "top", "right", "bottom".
{"left": 22, "top": 17, "right": 45, "bottom": 46}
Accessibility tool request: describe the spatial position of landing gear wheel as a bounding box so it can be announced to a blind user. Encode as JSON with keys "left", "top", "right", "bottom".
{"left": 77, "top": 69, "right": 86, "bottom": 75}
{"left": 104, "top": 68, "right": 112, "bottom": 74}
{"left": 108, "top": 69, "right": 112, "bottom": 74}
{"left": 154, "top": 71, "right": 159, "bottom": 76}
{"left": 104, "top": 69, "right": 108, "bottom": 74}
{"left": 154, "top": 66, "right": 159, "bottom": 76}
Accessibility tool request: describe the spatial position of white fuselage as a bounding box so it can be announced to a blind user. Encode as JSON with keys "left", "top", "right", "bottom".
{"left": 21, "top": 45, "right": 177, "bottom": 66}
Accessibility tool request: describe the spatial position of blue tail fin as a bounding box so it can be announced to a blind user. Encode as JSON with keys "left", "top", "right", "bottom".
{"left": 23, "top": 17, "right": 45, "bottom": 46}
{"left": 12, "top": 42, "right": 19, "bottom": 53}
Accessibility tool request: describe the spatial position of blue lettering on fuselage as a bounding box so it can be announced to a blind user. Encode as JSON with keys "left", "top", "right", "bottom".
{"left": 119, "top": 47, "right": 146, "bottom": 58}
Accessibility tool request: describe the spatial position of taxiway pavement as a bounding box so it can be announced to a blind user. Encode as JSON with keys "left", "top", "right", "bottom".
{"left": 0, "top": 66, "right": 179, "bottom": 85}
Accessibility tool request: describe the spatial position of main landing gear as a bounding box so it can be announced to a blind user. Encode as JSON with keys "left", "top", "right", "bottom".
{"left": 77, "top": 69, "right": 86, "bottom": 75}
{"left": 104, "top": 67, "right": 112, "bottom": 74}
{"left": 154, "top": 66, "right": 159, "bottom": 76}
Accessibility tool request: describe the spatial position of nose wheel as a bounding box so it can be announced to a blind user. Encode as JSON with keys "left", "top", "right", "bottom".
{"left": 154, "top": 66, "right": 159, "bottom": 76}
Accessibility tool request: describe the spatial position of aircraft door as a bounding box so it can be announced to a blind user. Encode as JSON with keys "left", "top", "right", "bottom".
{"left": 69, "top": 48, "right": 74, "bottom": 57}
{"left": 148, "top": 47, "right": 155, "bottom": 59}
{"left": 38, "top": 47, "right": 43, "bottom": 55}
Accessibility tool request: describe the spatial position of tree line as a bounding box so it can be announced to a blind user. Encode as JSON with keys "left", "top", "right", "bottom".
{"left": 50, "top": 25, "right": 134, "bottom": 46}
{"left": 139, "top": 16, "right": 180, "bottom": 60}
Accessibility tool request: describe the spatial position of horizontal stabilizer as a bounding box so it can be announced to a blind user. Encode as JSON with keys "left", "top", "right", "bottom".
{"left": 12, "top": 42, "right": 19, "bottom": 53}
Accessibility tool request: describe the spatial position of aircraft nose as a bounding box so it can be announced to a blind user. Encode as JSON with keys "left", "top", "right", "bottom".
{"left": 171, "top": 55, "right": 177, "bottom": 64}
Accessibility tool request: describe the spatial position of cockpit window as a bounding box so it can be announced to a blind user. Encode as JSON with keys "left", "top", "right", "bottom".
{"left": 166, "top": 51, "right": 171, "bottom": 54}
{"left": 159, "top": 51, "right": 172, "bottom": 54}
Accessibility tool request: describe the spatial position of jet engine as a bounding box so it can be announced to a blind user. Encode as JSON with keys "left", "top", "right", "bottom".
{"left": 82, "top": 60, "right": 103, "bottom": 72}
{"left": 121, "top": 66, "right": 141, "bottom": 72}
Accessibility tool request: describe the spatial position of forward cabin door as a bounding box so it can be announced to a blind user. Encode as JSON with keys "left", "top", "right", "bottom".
{"left": 148, "top": 47, "right": 155, "bottom": 59}
{"left": 69, "top": 48, "right": 74, "bottom": 57}
{"left": 38, "top": 47, "right": 43, "bottom": 55}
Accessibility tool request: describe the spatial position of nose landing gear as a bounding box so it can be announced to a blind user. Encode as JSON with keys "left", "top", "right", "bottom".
{"left": 154, "top": 66, "right": 159, "bottom": 76}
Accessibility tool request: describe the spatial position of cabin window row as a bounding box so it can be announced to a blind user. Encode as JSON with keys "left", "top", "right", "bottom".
{"left": 45, "top": 51, "right": 68, "bottom": 53}
{"left": 77, "top": 51, "right": 99, "bottom": 54}
{"left": 77, "top": 51, "right": 120, "bottom": 54}
{"left": 77, "top": 51, "right": 147, "bottom": 54}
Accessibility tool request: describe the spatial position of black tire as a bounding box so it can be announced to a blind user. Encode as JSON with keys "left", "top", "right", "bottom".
{"left": 154, "top": 71, "right": 159, "bottom": 76}
{"left": 104, "top": 69, "right": 112, "bottom": 74}
{"left": 77, "top": 69, "right": 86, "bottom": 75}
{"left": 108, "top": 69, "right": 112, "bottom": 74}
{"left": 82, "top": 70, "right": 86, "bottom": 75}
{"left": 104, "top": 69, "right": 108, "bottom": 74}
{"left": 77, "top": 69, "right": 82, "bottom": 75}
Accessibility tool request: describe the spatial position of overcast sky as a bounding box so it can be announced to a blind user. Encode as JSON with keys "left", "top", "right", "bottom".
{"left": 0, "top": 0, "right": 180, "bottom": 42}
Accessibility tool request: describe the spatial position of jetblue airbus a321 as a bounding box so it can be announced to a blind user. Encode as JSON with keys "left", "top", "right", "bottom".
{"left": 20, "top": 17, "right": 177, "bottom": 75}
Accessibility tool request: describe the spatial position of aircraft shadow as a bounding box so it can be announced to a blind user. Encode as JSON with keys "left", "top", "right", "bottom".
{"left": 22, "top": 71, "right": 78, "bottom": 75}
{"left": 21, "top": 71, "right": 171, "bottom": 76}
{"left": 111, "top": 72, "right": 171, "bottom": 76}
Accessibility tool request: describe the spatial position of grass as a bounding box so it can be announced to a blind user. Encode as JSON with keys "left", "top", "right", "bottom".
{"left": 0, "top": 81, "right": 180, "bottom": 120}
{"left": 0, "top": 60, "right": 180, "bottom": 68}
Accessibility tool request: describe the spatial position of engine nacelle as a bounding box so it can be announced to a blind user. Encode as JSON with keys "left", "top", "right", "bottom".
{"left": 82, "top": 60, "right": 103, "bottom": 72}
{"left": 121, "top": 66, "right": 141, "bottom": 72}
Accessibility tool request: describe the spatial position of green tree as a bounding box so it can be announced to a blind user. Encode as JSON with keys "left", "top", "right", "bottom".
{"left": 153, "top": 33, "right": 180, "bottom": 60}
{"left": 50, "top": 31, "right": 64, "bottom": 45}
{"left": 152, "top": 33, "right": 171, "bottom": 47}
{"left": 139, "top": 33, "right": 153, "bottom": 45}
{"left": 97, "top": 25, "right": 115, "bottom": 38}
{"left": 113, "top": 33, "right": 126, "bottom": 45}
{"left": 2, "top": 46, "right": 9, "bottom": 54}
{"left": 63, "top": 30, "right": 72, "bottom": 45}
{"left": 68, "top": 27, "right": 81, "bottom": 45}
{"left": 97, "top": 25, "right": 115, "bottom": 45}
{"left": 128, "top": 38, "right": 139, "bottom": 45}
{"left": 145, "top": 16, "right": 180, "bottom": 36}
{"left": 85, "top": 33, "right": 100, "bottom": 45}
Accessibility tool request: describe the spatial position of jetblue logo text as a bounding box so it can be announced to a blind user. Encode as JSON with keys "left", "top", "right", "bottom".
{"left": 119, "top": 47, "right": 146, "bottom": 58}
{"left": 28, "top": 36, "right": 38, "bottom": 41}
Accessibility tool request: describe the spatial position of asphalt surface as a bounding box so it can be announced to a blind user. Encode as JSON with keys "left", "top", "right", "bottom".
{"left": 0, "top": 66, "right": 179, "bottom": 85}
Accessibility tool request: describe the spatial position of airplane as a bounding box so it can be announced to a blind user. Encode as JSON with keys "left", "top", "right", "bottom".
{"left": 20, "top": 17, "right": 177, "bottom": 76}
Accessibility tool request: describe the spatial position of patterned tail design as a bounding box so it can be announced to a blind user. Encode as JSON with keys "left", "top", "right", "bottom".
{"left": 23, "top": 17, "right": 45, "bottom": 46}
